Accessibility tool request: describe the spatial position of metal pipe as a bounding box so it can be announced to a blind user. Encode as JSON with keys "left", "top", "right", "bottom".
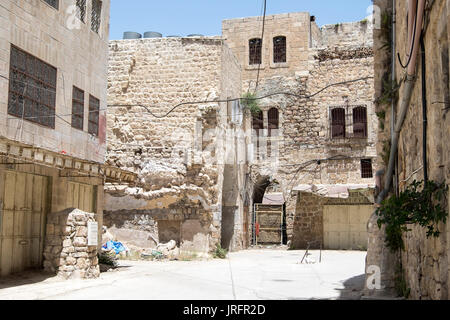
{"left": 377, "top": 0, "right": 426, "bottom": 204}
{"left": 420, "top": 35, "right": 428, "bottom": 182}
{"left": 391, "top": 0, "right": 398, "bottom": 194}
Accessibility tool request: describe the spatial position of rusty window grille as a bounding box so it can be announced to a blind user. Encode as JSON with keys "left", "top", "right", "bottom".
{"left": 361, "top": 159, "right": 373, "bottom": 178}
{"left": 273, "top": 36, "right": 287, "bottom": 63}
{"left": 88, "top": 95, "right": 100, "bottom": 136}
{"left": 249, "top": 38, "right": 262, "bottom": 65}
{"left": 353, "top": 106, "right": 368, "bottom": 138}
{"left": 268, "top": 107, "right": 279, "bottom": 137}
{"left": 43, "top": 0, "right": 59, "bottom": 9}
{"left": 76, "top": 0, "right": 86, "bottom": 22}
{"left": 331, "top": 107, "right": 346, "bottom": 138}
{"left": 8, "top": 45, "right": 57, "bottom": 129}
{"left": 91, "top": 0, "right": 102, "bottom": 33}
{"left": 72, "top": 87, "right": 84, "bottom": 130}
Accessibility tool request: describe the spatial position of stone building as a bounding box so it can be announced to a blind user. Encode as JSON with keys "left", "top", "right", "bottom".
{"left": 222, "top": 12, "right": 378, "bottom": 249}
{"left": 366, "top": 0, "right": 450, "bottom": 299}
{"left": 106, "top": 36, "right": 249, "bottom": 255}
{"left": 0, "top": 0, "right": 133, "bottom": 278}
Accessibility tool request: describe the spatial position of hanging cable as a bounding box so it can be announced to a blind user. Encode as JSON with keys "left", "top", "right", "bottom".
{"left": 253, "top": 0, "right": 267, "bottom": 94}
{"left": 398, "top": 0, "right": 419, "bottom": 69}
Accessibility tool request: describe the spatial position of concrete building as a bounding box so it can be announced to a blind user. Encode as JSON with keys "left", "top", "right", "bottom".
{"left": 0, "top": 0, "right": 133, "bottom": 278}
{"left": 223, "top": 13, "right": 378, "bottom": 249}
{"left": 105, "top": 35, "right": 249, "bottom": 255}
{"left": 366, "top": 0, "right": 450, "bottom": 300}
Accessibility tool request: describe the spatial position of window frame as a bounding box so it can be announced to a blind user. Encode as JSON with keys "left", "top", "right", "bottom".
{"left": 268, "top": 107, "right": 279, "bottom": 137}
{"left": 42, "top": 0, "right": 59, "bottom": 10}
{"left": 91, "top": 0, "right": 102, "bottom": 34}
{"left": 7, "top": 45, "right": 57, "bottom": 129}
{"left": 273, "top": 36, "right": 287, "bottom": 64}
{"left": 331, "top": 107, "right": 346, "bottom": 139}
{"left": 71, "top": 86, "right": 85, "bottom": 131}
{"left": 76, "top": 0, "right": 87, "bottom": 23}
{"left": 88, "top": 94, "right": 100, "bottom": 136}
{"left": 352, "top": 106, "right": 368, "bottom": 138}
{"left": 249, "top": 38, "right": 262, "bottom": 65}
{"left": 361, "top": 159, "right": 373, "bottom": 178}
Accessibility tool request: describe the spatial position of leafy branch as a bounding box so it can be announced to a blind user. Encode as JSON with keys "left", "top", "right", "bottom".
{"left": 241, "top": 92, "right": 261, "bottom": 115}
{"left": 376, "top": 180, "right": 448, "bottom": 251}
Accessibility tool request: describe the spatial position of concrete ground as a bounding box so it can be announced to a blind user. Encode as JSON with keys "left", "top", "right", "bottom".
{"left": 0, "top": 249, "right": 367, "bottom": 300}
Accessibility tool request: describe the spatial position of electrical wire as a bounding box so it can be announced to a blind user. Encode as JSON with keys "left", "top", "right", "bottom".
{"left": 398, "top": 0, "right": 419, "bottom": 69}
{"left": 253, "top": 0, "right": 267, "bottom": 94}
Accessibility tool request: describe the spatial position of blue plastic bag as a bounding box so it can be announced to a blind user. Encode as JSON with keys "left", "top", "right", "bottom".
{"left": 102, "top": 240, "right": 126, "bottom": 254}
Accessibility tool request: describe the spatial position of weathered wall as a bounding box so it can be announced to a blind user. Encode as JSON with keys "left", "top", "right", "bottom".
{"left": 369, "top": 0, "right": 450, "bottom": 299}
{"left": 0, "top": 0, "right": 110, "bottom": 163}
{"left": 395, "top": 0, "right": 449, "bottom": 300}
{"left": 223, "top": 14, "right": 377, "bottom": 247}
{"left": 106, "top": 37, "right": 246, "bottom": 254}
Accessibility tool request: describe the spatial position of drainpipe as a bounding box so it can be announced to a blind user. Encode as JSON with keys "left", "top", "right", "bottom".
{"left": 377, "top": 0, "right": 426, "bottom": 204}
{"left": 420, "top": 35, "right": 428, "bottom": 183}
{"left": 391, "top": 0, "right": 398, "bottom": 195}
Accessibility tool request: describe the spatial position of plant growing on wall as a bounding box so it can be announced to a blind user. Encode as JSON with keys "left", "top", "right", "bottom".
{"left": 241, "top": 92, "right": 261, "bottom": 115}
{"left": 376, "top": 180, "right": 448, "bottom": 251}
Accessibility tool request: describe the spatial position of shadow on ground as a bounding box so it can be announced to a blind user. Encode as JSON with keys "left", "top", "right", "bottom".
{"left": 336, "top": 274, "right": 366, "bottom": 300}
{"left": 0, "top": 270, "right": 55, "bottom": 290}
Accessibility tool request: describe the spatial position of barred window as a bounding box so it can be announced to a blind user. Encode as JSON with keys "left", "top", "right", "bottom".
{"left": 88, "top": 95, "right": 100, "bottom": 136}
{"left": 353, "top": 106, "right": 368, "bottom": 138}
{"left": 331, "top": 107, "right": 346, "bottom": 138}
{"left": 43, "top": 0, "right": 59, "bottom": 9}
{"left": 8, "top": 45, "right": 57, "bottom": 129}
{"left": 273, "top": 36, "right": 287, "bottom": 63}
{"left": 361, "top": 159, "right": 373, "bottom": 178}
{"left": 268, "top": 108, "right": 279, "bottom": 137}
{"left": 91, "top": 0, "right": 102, "bottom": 34}
{"left": 72, "top": 87, "right": 84, "bottom": 130}
{"left": 249, "top": 38, "right": 262, "bottom": 65}
{"left": 76, "top": 0, "right": 86, "bottom": 22}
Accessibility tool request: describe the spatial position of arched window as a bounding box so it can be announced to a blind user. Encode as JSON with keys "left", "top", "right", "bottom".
{"left": 331, "top": 108, "right": 346, "bottom": 138}
{"left": 252, "top": 110, "right": 264, "bottom": 131}
{"left": 273, "top": 36, "right": 286, "bottom": 63}
{"left": 249, "top": 38, "right": 262, "bottom": 65}
{"left": 353, "top": 106, "right": 368, "bottom": 138}
{"left": 268, "top": 108, "right": 279, "bottom": 137}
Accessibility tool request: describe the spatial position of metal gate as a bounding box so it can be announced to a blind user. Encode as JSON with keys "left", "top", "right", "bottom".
{"left": 254, "top": 204, "right": 284, "bottom": 245}
{"left": 323, "top": 204, "right": 373, "bottom": 250}
{"left": 67, "top": 182, "right": 95, "bottom": 213}
{"left": 0, "top": 171, "right": 49, "bottom": 276}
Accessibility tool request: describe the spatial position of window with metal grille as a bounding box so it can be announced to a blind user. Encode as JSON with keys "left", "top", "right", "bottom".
{"left": 76, "top": 0, "right": 86, "bottom": 22}
{"left": 273, "top": 36, "right": 287, "bottom": 63}
{"left": 361, "top": 159, "right": 373, "bottom": 178}
{"left": 268, "top": 108, "right": 279, "bottom": 137}
{"left": 8, "top": 45, "right": 57, "bottom": 129}
{"left": 43, "top": 0, "right": 59, "bottom": 9}
{"left": 353, "top": 106, "right": 368, "bottom": 138}
{"left": 88, "top": 95, "right": 100, "bottom": 136}
{"left": 91, "top": 0, "right": 102, "bottom": 34}
{"left": 72, "top": 87, "right": 84, "bottom": 130}
{"left": 249, "top": 38, "right": 262, "bottom": 65}
{"left": 331, "top": 107, "right": 346, "bottom": 138}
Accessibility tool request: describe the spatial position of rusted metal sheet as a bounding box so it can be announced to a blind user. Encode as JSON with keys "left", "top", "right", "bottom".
{"left": 0, "top": 171, "right": 49, "bottom": 276}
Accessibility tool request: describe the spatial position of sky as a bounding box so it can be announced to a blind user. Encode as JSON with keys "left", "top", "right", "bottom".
{"left": 109, "top": 0, "right": 373, "bottom": 40}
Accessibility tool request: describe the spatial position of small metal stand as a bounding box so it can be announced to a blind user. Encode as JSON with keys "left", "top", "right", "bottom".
{"left": 300, "top": 240, "right": 322, "bottom": 264}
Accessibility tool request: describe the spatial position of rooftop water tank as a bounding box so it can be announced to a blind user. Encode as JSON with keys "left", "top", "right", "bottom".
{"left": 123, "top": 32, "right": 142, "bottom": 40}
{"left": 143, "top": 31, "right": 163, "bottom": 38}
{"left": 187, "top": 34, "right": 204, "bottom": 37}
{"left": 167, "top": 35, "right": 181, "bottom": 38}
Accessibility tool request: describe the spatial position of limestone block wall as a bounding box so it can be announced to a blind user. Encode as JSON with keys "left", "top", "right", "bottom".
{"left": 43, "top": 209, "right": 100, "bottom": 279}
{"left": 0, "top": 0, "right": 110, "bottom": 163}
{"left": 106, "top": 37, "right": 245, "bottom": 254}
{"left": 394, "top": 0, "right": 449, "bottom": 299}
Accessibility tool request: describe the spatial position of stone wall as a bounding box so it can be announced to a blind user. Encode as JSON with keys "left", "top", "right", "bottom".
{"left": 223, "top": 14, "right": 377, "bottom": 246}
{"left": 368, "top": 0, "right": 450, "bottom": 299}
{"left": 43, "top": 209, "right": 100, "bottom": 279}
{"left": 106, "top": 37, "right": 247, "bottom": 254}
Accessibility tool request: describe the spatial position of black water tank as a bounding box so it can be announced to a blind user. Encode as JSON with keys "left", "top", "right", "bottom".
{"left": 123, "top": 32, "right": 142, "bottom": 39}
